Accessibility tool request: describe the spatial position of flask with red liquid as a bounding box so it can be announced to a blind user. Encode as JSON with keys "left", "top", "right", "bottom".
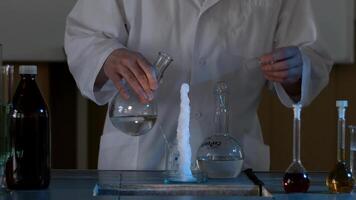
{"left": 282, "top": 104, "right": 310, "bottom": 193}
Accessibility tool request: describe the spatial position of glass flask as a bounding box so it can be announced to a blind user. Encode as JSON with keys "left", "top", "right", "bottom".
{"left": 349, "top": 125, "right": 356, "bottom": 178}
{"left": 109, "top": 52, "right": 173, "bottom": 136}
{"left": 326, "top": 100, "right": 354, "bottom": 193}
{"left": 0, "top": 61, "right": 14, "bottom": 193}
{"left": 283, "top": 103, "right": 310, "bottom": 193}
{"left": 5, "top": 65, "right": 50, "bottom": 189}
{"left": 196, "top": 81, "right": 244, "bottom": 179}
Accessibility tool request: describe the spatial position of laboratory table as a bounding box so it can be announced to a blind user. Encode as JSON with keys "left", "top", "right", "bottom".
{"left": 0, "top": 170, "right": 356, "bottom": 200}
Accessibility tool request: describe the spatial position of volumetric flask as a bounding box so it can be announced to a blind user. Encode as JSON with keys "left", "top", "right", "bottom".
{"left": 196, "top": 81, "right": 244, "bottom": 179}
{"left": 283, "top": 104, "right": 310, "bottom": 193}
{"left": 326, "top": 100, "right": 354, "bottom": 193}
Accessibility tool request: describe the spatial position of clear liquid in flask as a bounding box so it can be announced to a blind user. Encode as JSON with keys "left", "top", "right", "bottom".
{"left": 110, "top": 115, "right": 157, "bottom": 136}
{"left": 197, "top": 157, "right": 243, "bottom": 178}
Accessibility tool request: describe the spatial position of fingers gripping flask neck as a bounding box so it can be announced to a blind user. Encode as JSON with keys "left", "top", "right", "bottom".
{"left": 109, "top": 52, "right": 173, "bottom": 136}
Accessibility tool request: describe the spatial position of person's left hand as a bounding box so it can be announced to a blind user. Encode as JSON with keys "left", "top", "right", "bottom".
{"left": 259, "top": 46, "right": 303, "bottom": 85}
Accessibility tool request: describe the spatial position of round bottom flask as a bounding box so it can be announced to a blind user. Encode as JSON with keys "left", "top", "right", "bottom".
{"left": 109, "top": 52, "right": 173, "bottom": 136}
{"left": 196, "top": 82, "right": 244, "bottom": 179}
{"left": 326, "top": 161, "right": 354, "bottom": 193}
{"left": 109, "top": 94, "right": 157, "bottom": 136}
{"left": 283, "top": 162, "right": 310, "bottom": 193}
{"left": 196, "top": 134, "right": 244, "bottom": 178}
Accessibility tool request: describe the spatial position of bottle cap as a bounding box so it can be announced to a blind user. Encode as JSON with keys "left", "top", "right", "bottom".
{"left": 19, "top": 65, "right": 37, "bottom": 75}
{"left": 336, "top": 100, "right": 348, "bottom": 108}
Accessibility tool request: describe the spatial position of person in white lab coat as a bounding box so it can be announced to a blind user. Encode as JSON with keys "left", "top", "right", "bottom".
{"left": 64, "top": 0, "right": 332, "bottom": 171}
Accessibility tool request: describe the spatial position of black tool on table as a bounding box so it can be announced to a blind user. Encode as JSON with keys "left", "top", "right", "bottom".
{"left": 244, "top": 168, "right": 266, "bottom": 196}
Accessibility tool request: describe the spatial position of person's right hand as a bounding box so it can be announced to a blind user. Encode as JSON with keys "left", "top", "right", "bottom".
{"left": 103, "top": 48, "right": 158, "bottom": 103}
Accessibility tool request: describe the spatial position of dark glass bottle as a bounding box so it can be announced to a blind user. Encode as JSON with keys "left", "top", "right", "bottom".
{"left": 5, "top": 65, "right": 50, "bottom": 189}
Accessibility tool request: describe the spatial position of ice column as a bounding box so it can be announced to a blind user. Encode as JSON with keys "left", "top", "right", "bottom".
{"left": 176, "top": 83, "right": 194, "bottom": 179}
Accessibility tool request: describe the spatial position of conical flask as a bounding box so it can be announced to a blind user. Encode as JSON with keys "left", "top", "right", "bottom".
{"left": 196, "top": 81, "right": 244, "bottom": 178}
{"left": 109, "top": 52, "right": 173, "bottom": 136}
{"left": 283, "top": 104, "right": 310, "bottom": 193}
{"left": 326, "top": 100, "right": 354, "bottom": 193}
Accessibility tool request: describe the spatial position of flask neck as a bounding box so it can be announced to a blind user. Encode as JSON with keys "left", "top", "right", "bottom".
{"left": 214, "top": 82, "right": 229, "bottom": 135}
{"left": 153, "top": 52, "right": 173, "bottom": 82}
{"left": 337, "top": 113, "right": 346, "bottom": 162}
{"left": 292, "top": 104, "right": 302, "bottom": 163}
{"left": 336, "top": 101, "right": 347, "bottom": 162}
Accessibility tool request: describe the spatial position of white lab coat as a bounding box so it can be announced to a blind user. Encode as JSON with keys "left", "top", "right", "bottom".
{"left": 65, "top": 0, "right": 332, "bottom": 171}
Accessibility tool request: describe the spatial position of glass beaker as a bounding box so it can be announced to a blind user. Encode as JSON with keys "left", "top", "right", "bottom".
{"left": 350, "top": 125, "right": 356, "bottom": 179}
{"left": 109, "top": 52, "right": 173, "bottom": 136}
{"left": 196, "top": 81, "right": 244, "bottom": 179}
{"left": 326, "top": 100, "right": 354, "bottom": 193}
{"left": 165, "top": 139, "right": 180, "bottom": 172}
{"left": 0, "top": 62, "right": 14, "bottom": 193}
{"left": 282, "top": 104, "right": 310, "bottom": 193}
{"left": 162, "top": 83, "right": 207, "bottom": 184}
{"left": 163, "top": 136, "right": 207, "bottom": 183}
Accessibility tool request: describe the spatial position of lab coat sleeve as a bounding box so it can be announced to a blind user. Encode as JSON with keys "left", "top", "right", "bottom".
{"left": 272, "top": 0, "right": 333, "bottom": 107}
{"left": 64, "top": 0, "right": 128, "bottom": 105}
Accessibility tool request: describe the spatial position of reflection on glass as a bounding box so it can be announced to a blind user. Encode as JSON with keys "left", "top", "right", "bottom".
{"left": 0, "top": 61, "right": 14, "bottom": 193}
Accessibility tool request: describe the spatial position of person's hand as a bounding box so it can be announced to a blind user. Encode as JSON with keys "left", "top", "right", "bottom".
{"left": 103, "top": 48, "right": 158, "bottom": 103}
{"left": 259, "top": 46, "right": 303, "bottom": 100}
{"left": 259, "top": 46, "right": 302, "bottom": 85}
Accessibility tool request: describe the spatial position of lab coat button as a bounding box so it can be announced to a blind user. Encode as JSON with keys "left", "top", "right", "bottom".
{"left": 194, "top": 112, "right": 202, "bottom": 119}
{"left": 198, "top": 58, "right": 206, "bottom": 66}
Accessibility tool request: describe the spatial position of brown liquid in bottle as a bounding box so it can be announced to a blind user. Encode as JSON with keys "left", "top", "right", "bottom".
{"left": 5, "top": 71, "right": 50, "bottom": 190}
